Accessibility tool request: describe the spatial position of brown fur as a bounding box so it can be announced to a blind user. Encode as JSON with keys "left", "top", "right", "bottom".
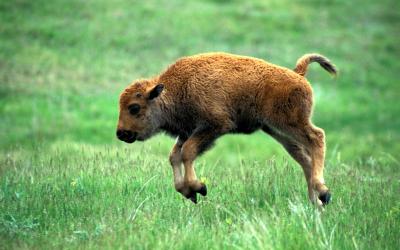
{"left": 117, "top": 52, "right": 337, "bottom": 205}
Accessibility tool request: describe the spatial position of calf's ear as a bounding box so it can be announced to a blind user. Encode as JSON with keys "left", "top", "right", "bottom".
{"left": 148, "top": 84, "right": 164, "bottom": 100}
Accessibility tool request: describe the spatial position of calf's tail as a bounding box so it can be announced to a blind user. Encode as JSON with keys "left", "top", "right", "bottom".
{"left": 294, "top": 53, "right": 337, "bottom": 77}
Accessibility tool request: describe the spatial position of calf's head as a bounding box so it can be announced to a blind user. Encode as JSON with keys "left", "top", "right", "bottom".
{"left": 116, "top": 81, "right": 164, "bottom": 143}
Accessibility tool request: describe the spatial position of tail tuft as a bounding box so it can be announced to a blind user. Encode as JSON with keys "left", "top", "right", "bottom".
{"left": 294, "top": 53, "right": 337, "bottom": 77}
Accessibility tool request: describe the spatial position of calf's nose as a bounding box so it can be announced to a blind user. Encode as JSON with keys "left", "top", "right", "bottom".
{"left": 116, "top": 129, "right": 133, "bottom": 140}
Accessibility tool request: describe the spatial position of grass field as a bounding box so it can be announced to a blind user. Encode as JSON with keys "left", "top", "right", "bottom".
{"left": 1, "top": 0, "right": 399, "bottom": 249}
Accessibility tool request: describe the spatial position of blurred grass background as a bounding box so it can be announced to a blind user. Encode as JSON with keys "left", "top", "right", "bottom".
{"left": 0, "top": 0, "right": 399, "bottom": 249}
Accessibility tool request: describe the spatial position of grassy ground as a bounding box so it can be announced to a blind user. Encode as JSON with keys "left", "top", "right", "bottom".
{"left": 1, "top": 0, "right": 399, "bottom": 249}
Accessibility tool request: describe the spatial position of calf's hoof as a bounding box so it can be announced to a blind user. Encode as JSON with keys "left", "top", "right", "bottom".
{"left": 177, "top": 182, "right": 208, "bottom": 204}
{"left": 198, "top": 183, "right": 207, "bottom": 196}
{"left": 318, "top": 191, "right": 331, "bottom": 206}
{"left": 185, "top": 192, "right": 198, "bottom": 204}
{"left": 185, "top": 182, "right": 207, "bottom": 204}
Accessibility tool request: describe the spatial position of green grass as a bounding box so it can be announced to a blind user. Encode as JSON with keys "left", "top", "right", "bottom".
{"left": 1, "top": 0, "right": 399, "bottom": 249}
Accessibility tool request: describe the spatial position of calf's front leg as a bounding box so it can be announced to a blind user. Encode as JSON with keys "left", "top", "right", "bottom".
{"left": 169, "top": 136, "right": 186, "bottom": 193}
{"left": 169, "top": 134, "right": 207, "bottom": 203}
{"left": 177, "top": 128, "right": 219, "bottom": 203}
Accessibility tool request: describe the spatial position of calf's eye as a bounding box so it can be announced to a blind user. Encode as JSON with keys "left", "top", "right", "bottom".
{"left": 128, "top": 104, "right": 141, "bottom": 115}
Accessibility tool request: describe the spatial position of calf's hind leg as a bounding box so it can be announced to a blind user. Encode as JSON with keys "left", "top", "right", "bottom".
{"left": 264, "top": 84, "right": 331, "bottom": 205}
{"left": 262, "top": 126, "right": 313, "bottom": 193}
{"left": 304, "top": 124, "right": 331, "bottom": 205}
{"left": 273, "top": 123, "right": 330, "bottom": 206}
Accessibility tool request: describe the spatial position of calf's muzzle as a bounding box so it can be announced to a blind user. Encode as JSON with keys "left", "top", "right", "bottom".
{"left": 116, "top": 129, "right": 137, "bottom": 143}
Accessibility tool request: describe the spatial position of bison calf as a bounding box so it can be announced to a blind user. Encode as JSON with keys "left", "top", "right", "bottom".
{"left": 116, "top": 52, "right": 336, "bottom": 206}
